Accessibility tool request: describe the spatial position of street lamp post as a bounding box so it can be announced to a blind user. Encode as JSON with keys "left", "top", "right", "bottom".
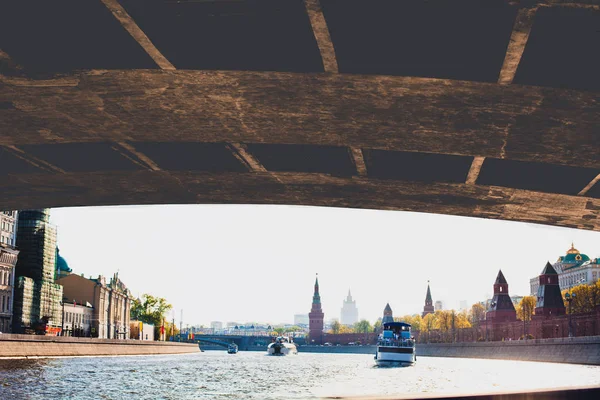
{"left": 565, "top": 292, "right": 576, "bottom": 338}
{"left": 488, "top": 301, "right": 496, "bottom": 342}
{"left": 60, "top": 300, "right": 65, "bottom": 336}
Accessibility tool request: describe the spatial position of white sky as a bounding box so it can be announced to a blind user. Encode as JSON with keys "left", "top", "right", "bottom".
{"left": 49, "top": 205, "right": 600, "bottom": 327}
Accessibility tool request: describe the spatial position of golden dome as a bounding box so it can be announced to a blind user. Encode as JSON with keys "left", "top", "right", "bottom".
{"left": 566, "top": 242, "right": 580, "bottom": 255}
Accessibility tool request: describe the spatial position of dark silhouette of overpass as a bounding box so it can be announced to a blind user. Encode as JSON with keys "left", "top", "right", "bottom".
{"left": 0, "top": 0, "right": 598, "bottom": 232}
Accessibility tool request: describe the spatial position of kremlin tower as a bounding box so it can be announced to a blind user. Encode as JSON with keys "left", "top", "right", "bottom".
{"left": 486, "top": 270, "right": 517, "bottom": 323}
{"left": 534, "top": 262, "right": 566, "bottom": 317}
{"left": 382, "top": 303, "right": 394, "bottom": 324}
{"left": 422, "top": 282, "right": 434, "bottom": 318}
{"left": 308, "top": 275, "right": 324, "bottom": 344}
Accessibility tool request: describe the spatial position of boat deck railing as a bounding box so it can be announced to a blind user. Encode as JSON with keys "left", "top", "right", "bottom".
{"left": 377, "top": 339, "right": 415, "bottom": 348}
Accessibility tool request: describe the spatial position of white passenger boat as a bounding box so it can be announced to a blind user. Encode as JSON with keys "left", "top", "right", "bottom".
{"left": 374, "top": 322, "right": 416, "bottom": 367}
{"left": 267, "top": 336, "right": 298, "bottom": 356}
{"left": 227, "top": 343, "right": 238, "bottom": 354}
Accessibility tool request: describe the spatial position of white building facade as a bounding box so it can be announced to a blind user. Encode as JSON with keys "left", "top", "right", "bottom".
{"left": 62, "top": 302, "right": 94, "bottom": 337}
{"left": 530, "top": 244, "right": 600, "bottom": 295}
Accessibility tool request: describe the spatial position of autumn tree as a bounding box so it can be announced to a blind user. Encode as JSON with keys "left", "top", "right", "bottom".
{"left": 562, "top": 281, "right": 600, "bottom": 314}
{"left": 272, "top": 327, "right": 285, "bottom": 335}
{"left": 516, "top": 296, "right": 536, "bottom": 321}
{"left": 329, "top": 320, "right": 341, "bottom": 334}
{"left": 469, "top": 303, "right": 486, "bottom": 324}
{"left": 421, "top": 313, "right": 436, "bottom": 343}
{"left": 395, "top": 315, "right": 423, "bottom": 331}
{"left": 455, "top": 310, "right": 471, "bottom": 329}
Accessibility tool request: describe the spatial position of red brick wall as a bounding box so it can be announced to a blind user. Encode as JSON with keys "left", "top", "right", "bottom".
{"left": 416, "top": 306, "right": 600, "bottom": 343}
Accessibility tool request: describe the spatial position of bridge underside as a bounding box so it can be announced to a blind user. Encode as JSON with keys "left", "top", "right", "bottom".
{"left": 1, "top": 0, "right": 599, "bottom": 231}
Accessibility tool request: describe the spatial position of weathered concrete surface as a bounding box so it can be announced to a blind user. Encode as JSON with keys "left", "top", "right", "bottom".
{"left": 0, "top": 334, "right": 199, "bottom": 358}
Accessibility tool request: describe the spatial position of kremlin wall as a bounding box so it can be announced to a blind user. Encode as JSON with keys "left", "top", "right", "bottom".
{"left": 304, "top": 244, "right": 600, "bottom": 364}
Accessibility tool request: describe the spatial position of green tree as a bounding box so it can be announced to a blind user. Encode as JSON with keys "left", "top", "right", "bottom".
{"left": 373, "top": 319, "right": 382, "bottom": 332}
{"left": 130, "top": 293, "right": 173, "bottom": 339}
{"left": 272, "top": 327, "right": 285, "bottom": 335}
{"left": 516, "top": 296, "right": 536, "bottom": 321}
{"left": 284, "top": 325, "right": 302, "bottom": 333}
{"left": 330, "top": 320, "right": 341, "bottom": 334}
{"left": 354, "top": 320, "right": 372, "bottom": 334}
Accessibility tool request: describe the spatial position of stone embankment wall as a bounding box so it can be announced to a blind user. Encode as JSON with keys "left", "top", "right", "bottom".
{"left": 205, "top": 337, "right": 600, "bottom": 365}
{"left": 416, "top": 336, "right": 600, "bottom": 365}
{"left": 0, "top": 334, "right": 199, "bottom": 358}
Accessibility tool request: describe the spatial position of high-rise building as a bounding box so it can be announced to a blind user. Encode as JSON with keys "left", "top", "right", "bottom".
{"left": 422, "top": 282, "right": 434, "bottom": 318}
{"left": 434, "top": 300, "right": 443, "bottom": 311}
{"left": 12, "top": 209, "right": 63, "bottom": 333}
{"left": 340, "top": 289, "right": 358, "bottom": 326}
{"left": 308, "top": 275, "right": 324, "bottom": 344}
{"left": 293, "top": 314, "right": 309, "bottom": 326}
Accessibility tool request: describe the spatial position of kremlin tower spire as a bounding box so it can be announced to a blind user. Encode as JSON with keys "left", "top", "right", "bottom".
{"left": 309, "top": 274, "right": 324, "bottom": 344}
{"left": 486, "top": 270, "right": 516, "bottom": 324}
{"left": 534, "top": 262, "right": 566, "bottom": 317}
{"left": 422, "top": 281, "right": 434, "bottom": 318}
{"left": 382, "top": 303, "right": 394, "bottom": 324}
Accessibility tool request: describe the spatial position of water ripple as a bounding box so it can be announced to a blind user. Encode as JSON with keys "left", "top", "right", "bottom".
{"left": 0, "top": 352, "right": 599, "bottom": 399}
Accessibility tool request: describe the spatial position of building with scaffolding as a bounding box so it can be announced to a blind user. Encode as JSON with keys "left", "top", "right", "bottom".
{"left": 12, "top": 209, "right": 63, "bottom": 334}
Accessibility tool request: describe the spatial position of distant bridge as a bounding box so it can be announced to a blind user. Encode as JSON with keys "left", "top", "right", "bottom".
{"left": 195, "top": 335, "right": 276, "bottom": 350}
{"left": 196, "top": 338, "right": 235, "bottom": 348}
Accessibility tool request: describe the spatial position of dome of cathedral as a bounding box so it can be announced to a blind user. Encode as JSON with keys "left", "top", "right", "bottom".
{"left": 558, "top": 243, "right": 590, "bottom": 265}
{"left": 56, "top": 249, "right": 72, "bottom": 272}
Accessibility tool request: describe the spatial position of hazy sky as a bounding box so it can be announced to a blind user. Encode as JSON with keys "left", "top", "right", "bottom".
{"left": 49, "top": 205, "right": 599, "bottom": 327}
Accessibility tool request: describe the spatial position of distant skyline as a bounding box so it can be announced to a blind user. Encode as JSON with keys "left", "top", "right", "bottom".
{"left": 49, "top": 205, "right": 600, "bottom": 327}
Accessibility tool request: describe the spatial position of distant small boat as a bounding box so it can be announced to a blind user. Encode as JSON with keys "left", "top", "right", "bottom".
{"left": 267, "top": 336, "right": 298, "bottom": 356}
{"left": 374, "top": 322, "right": 416, "bottom": 367}
{"left": 227, "top": 343, "right": 239, "bottom": 354}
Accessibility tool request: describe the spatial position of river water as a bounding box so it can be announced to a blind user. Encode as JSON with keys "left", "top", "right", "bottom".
{"left": 1, "top": 352, "right": 599, "bottom": 399}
